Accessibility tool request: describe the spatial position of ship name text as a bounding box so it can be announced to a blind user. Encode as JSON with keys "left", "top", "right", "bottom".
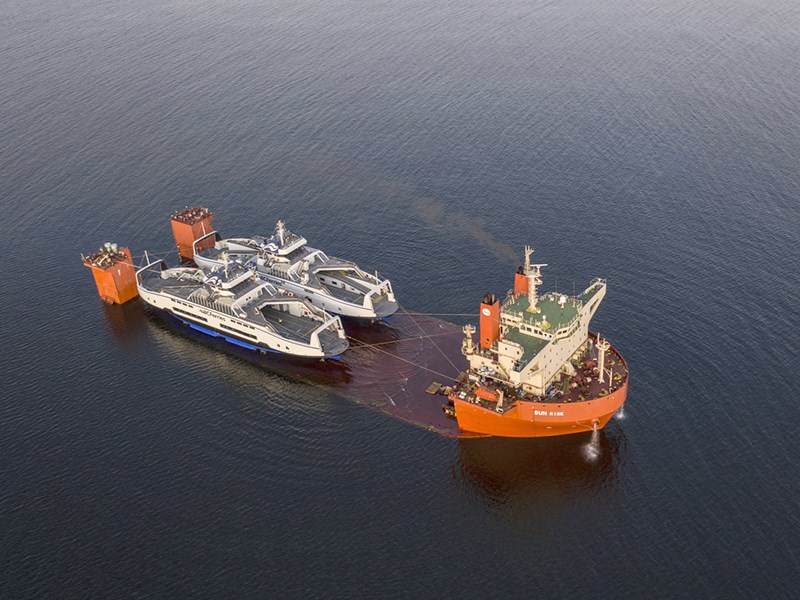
{"left": 534, "top": 410, "right": 565, "bottom": 417}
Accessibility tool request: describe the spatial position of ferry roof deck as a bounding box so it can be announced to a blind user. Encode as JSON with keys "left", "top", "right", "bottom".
{"left": 198, "top": 251, "right": 377, "bottom": 309}
{"left": 140, "top": 269, "right": 322, "bottom": 337}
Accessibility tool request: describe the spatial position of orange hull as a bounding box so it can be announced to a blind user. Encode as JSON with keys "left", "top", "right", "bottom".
{"left": 453, "top": 380, "right": 628, "bottom": 438}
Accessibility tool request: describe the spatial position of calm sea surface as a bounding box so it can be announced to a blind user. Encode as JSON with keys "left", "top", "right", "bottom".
{"left": 2, "top": 0, "right": 799, "bottom": 597}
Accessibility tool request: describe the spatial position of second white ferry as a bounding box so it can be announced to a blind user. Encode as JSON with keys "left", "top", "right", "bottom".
{"left": 136, "top": 257, "right": 349, "bottom": 358}
{"left": 192, "top": 220, "right": 398, "bottom": 320}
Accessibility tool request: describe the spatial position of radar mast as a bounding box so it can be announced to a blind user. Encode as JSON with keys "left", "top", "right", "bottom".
{"left": 523, "top": 245, "right": 547, "bottom": 312}
{"left": 276, "top": 220, "right": 286, "bottom": 246}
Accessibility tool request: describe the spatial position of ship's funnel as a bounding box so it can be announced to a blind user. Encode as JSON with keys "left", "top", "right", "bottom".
{"left": 479, "top": 293, "right": 500, "bottom": 350}
{"left": 514, "top": 267, "right": 528, "bottom": 296}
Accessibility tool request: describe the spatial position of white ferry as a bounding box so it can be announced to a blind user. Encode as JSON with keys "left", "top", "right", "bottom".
{"left": 192, "top": 220, "right": 398, "bottom": 320}
{"left": 136, "top": 257, "right": 349, "bottom": 359}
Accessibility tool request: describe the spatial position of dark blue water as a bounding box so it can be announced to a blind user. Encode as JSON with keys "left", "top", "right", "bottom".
{"left": 2, "top": 0, "right": 799, "bottom": 597}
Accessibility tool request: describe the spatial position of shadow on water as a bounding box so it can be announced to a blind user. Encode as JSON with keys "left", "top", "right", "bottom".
{"left": 99, "top": 299, "right": 151, "bottom": 345}
{"left": 452, "top": 427, "right": 628, "bottom": 511}
{"left": 143, "top": 306, "right": 355, "bottom": 384}
{"left": 113, "top": 301, "right": 469, "bottom": 433}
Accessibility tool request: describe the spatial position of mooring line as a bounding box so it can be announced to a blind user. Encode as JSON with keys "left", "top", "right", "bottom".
{"left": 396, "top": 312, "right": 475, "bottom": 317}
{"left": 347, "top": 334, "right": 459, "bottom": 380}
{"left": 399, "top": 309, "right": 462, "bottom": 376}
{"left": 129, "top": 248, "right": 182, "bottom": 267}
{"left": 347, "top": 330, "right": 461, "bottom": 349}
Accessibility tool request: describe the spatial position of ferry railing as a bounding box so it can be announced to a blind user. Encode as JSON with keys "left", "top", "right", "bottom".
{"left": 192, "top": 231, "right": 223, "bottom": 256}
{"left": 309, "top": 314, "right": 345, "bottom": 351}
{"left": 191, "top": 296, "right": 243, "bottom": 318}
{"left": 260, "top": 265, "right": 300, "bottom": 283}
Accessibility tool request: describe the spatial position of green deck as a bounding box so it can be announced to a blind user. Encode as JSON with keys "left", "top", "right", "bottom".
{"left": 578, "top": 280, "right": 604, "bottom": 305}
{"left": 503, "top": 327, "right": 550, "bottom": 364}
{"left": 503, "top": 293, "right": 579, "bottom": 331}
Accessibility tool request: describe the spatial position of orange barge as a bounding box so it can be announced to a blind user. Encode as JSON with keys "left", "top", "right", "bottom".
{"left": 445, "top": 246, "right": 628, "bottom": 438}
{"left": 170, "top": 206, "right": 214, "bottom": 260}
{"left": 82, "top": 243, "right": 138, "bottom": 304}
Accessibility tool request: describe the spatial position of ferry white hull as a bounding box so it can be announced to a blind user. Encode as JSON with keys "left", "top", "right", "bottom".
{"left": 137, "top": 287, "right": 342, "bottom": 358}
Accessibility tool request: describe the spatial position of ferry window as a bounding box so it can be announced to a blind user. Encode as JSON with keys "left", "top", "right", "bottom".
{"left": 219, "top": 324, "right": 257, "bottom": 340}
{"left": 173, "top": 307, "right": 208, "bottom": 322}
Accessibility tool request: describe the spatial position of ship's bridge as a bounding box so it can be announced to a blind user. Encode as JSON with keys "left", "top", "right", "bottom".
{"left": 502, "top": 328, "right": 549, "bottom": 368}
{"left": 501, "top": 292, "right": 581, "bottom": 338}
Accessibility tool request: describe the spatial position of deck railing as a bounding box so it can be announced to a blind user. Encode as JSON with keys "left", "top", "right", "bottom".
{"left": 192, "top": 297, "right": 239, "bottom": 317}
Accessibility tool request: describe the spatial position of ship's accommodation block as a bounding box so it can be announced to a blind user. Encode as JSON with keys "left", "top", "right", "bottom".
{"left": 468, "top": 280, "right": 607, "bottom": 395}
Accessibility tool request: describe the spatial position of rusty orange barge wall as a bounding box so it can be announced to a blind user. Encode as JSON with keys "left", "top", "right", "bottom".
{"left": 83, "top": 247, "right": 138, "bottom": 305}
{"left": 171, "top": 207, "right": 214, "bottom": 260}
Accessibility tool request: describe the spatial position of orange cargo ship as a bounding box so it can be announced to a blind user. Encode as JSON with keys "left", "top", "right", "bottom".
{"left": 445, "top": 246, "right": 628, "bottom": 438}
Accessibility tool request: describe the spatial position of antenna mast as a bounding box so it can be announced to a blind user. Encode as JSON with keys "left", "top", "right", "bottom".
{"left": 524, "top": 245, "right": 547, "bottom": 312}
{"left": 276, "top": 220, "right": 286, "bottom": 246}
{"left": 461, "top": 324, "right": 476, "bottom": 356}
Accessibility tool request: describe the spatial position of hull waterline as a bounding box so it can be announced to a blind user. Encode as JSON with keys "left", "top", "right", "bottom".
{"left": 453, "top": 380, "right": 627, "bottom": 438}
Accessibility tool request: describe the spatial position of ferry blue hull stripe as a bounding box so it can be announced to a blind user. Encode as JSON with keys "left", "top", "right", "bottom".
{"left": 168, "top": 312, "right": 341, "bottom": 360}
{"left": 173, "top": 315, "right": 281, "bottom": 353}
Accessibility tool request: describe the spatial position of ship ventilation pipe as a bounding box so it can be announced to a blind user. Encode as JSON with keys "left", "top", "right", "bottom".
{"left": 462, "top": 324, "right": 476, "bottom": 356}
{"left": 479, "top": 294, "right": 500, "bottom": 350}
{"left": 596, "top": 334, "right": 610, "bottom": 383}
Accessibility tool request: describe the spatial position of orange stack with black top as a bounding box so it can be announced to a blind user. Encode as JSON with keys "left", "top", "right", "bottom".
{"left": 514, "top": 269, "right": 528, "bottom": 295}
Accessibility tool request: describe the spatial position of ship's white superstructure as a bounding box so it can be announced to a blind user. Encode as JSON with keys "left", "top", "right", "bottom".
{"left": 446, "top": 245, "right": 627, "bottom": 438}
{"left": 465, "top": 247, "right": 607, "bottom": 396}
{"left": 136, "top": 257, "right": 349, "bottom": 358}
{"left": 192, "top": 221, "right": 398, "bottom": 319}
